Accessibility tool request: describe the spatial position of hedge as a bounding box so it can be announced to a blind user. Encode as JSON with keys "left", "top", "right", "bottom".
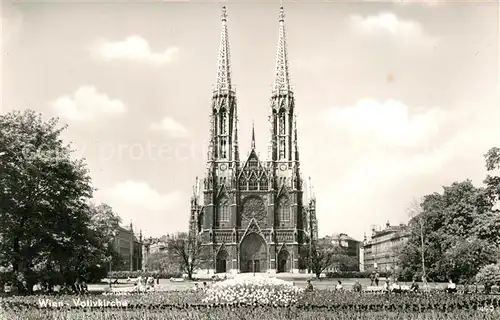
{"left": 324, "top": 271, "right": 390, "bottom": 279}
{"left": 108, "top": 271, "right": 182, "bottom": 279}
{"left": 109, "top": 271, "right": 390, "bottom": 280}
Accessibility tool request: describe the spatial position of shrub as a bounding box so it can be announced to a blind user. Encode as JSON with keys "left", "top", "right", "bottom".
{"left": 324, "top": 271, "right": 389, "bottom": 279}
{"left": 108, "top": 271, "right": 182, "bottom": 279}
{"left": 476, "top": 264, "right": 500, "bottom": 288}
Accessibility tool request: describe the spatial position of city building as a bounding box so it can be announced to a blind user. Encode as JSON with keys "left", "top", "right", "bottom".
{"left": 111, "top": 223, "right": 143, "bottom": 271}
{"left": 363, "top": 222, "right": 410, "bottom": 272}
{"left": 141, "top": 235, "right": 171, "bottom": 270}
{"left": 323, "top": 233, "right": 362, "bottom": 272}
{"left": 188, "top": 6, "right": 318, "bottom": 274}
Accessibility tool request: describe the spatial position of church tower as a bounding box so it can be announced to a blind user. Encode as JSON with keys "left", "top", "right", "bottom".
{"left": 191, "top": 6, "right": 318, "bottom": 275}
{"left": 201, "top": 6, "right": 240, "bottom": 233}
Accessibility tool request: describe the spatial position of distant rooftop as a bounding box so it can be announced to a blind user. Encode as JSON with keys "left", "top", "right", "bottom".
{"left": 370, "top": 222, "right": 409, "bottom": 239}
{"left": 327, "top": 233, "right": 361, "bottom": 243}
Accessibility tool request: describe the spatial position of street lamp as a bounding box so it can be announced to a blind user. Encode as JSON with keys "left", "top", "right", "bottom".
{"left": 105, "top": 256, "right": 113, "bottom": 288}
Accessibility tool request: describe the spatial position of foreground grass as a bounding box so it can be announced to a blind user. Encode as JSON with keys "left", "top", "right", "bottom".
{"left": 2, "top": 291, "right": 500, "bottom": 319}
{"left": 2, "top": 308, "right": 499, "bottom": 320}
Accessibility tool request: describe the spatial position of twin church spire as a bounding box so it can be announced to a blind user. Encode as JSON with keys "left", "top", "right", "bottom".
{"left": 210, "top": 6, "right": 296, "bottom": 167}
{"left": 214, "top": 6, "right": 233, "bottom": 93}
{"left": 214, "top": 6, "right": 291, "bottom": 95}
{"left": 273, "top": 7, "right": 292, "bottom": 93}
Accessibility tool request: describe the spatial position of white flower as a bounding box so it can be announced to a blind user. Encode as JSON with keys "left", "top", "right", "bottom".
{"left": 202, "top": 274, "right": 304, "bottom": 306}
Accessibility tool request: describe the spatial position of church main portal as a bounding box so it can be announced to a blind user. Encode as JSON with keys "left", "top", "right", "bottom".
{"left": 239, "top": 233, "right": 268, "bottom": 273}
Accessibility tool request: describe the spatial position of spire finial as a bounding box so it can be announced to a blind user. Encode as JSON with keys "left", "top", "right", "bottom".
{"left": 214, "top": 6, "right": 232, "bottom": 92}
{"left": 251, "top": 121, "right": 256, "bottom": 149}
{"left": 273, "top": 6, "right": 291, "bottom": 93}
{"left": 221, "top": 6, "right": 227, "bottom": 21}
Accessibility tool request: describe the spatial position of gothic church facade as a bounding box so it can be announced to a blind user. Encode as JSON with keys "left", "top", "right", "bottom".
{"left": 189, "top": 6, "right": 318, "bottom": 274}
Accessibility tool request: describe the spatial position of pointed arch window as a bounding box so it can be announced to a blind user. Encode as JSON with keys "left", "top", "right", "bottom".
{"left": 279, "top": 110, "right": 286, "bottom": 135}
{"left": 220, "top": 138, "right": 227, "bottom": 159}
{"left": 279, "top": 138, "right": 286, "bottom": 159}
{"left": 220, "top": 111, "right": 227, "bottom": 135}
{"left": 278, "top": 197, "right": 290, "bottom": 222}
{"left": 259, "top": 177, "right": 268, "bottom": 190}
{"left": 219, "top": 199, "right": 230, "bottom": 222}
{"left": 249, "top": 176, "right": 258, "bottom": 191}
{"left": 239, "top": 177, "right": 247, "bottom": 190}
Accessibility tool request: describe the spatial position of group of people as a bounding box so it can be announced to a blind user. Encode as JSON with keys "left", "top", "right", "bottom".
{"left": 304, "top": 276, "right": 460, "bottom": 294}
{"left": 192, "top": 282, "right": 211, "bottom": 292}
{"left": 3, "top": 278, "right": 89, "bottom": 295}
{"left": 131, "top": 276, "right": 157, "bottom": 291}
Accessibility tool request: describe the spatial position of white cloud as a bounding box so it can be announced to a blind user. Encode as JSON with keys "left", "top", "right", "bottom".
{"left": 151, "top": 117, "right": 189, "bottom": 138}
{"left": 51, "top": 86, "right": 125, "bottom": 121}
{"left": 350, "top": 13, "right": 437, "bottom": 45}
{"left": 324, "top": 99, "right": 445, "bottom": 147}
{"left": 95, "top": 181, "right": 185, "bottom": 237}
{"left": 105, "top": 181, "right": 182, "bottom": 212}
{"left": 92, "top": 36, "right": 179, "bottom": 65}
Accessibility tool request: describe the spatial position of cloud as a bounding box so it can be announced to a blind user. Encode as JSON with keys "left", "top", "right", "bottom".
{"left": 51, "top": 86, "right": 125, "bottom": 121}
{"left": 105, "top": 181, "right": 182, "bottom": 212}
{"left": 91, "top": 36, "right": 179, "bottom": 65}
{"left": 151, "top": 117, "right": 189, "bottom": 138}
{"left": 350, "top": 13, "right": 437, "bottom": 45}
{"left": 324, "top": 99, "right": 445, "bottom": 147}
{"left": 95, "top": 181, "right": 185, "bottom": 236}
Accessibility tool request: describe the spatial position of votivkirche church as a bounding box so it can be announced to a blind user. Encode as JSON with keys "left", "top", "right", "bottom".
{"left": 188, "top": 6, "right": 318, "bottom": 274}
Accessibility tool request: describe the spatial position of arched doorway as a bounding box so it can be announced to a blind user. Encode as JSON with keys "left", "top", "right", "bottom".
{"left": 277, "top": 249, "right": 289, "bottom": 273}
{"left": 216, "top": 249, "right": 228, "bottom": 273}
{"left": 239, "top": 233, "right": 267, "bottom": 273}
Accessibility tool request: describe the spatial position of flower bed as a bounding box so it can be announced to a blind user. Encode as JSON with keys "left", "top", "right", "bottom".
{"left": 1, "top": 307, "right": 499, "bottom": 320}
{"left": 202, "top": 274, "right": 303, "bottom": 306}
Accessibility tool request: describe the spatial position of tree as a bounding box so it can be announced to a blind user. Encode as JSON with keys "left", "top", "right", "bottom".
{"left": 399, "top": 180, "right": 498, "bottom": 282}
{"left": 145, "top": 251, "right": 180, "bottom": 273}
{"left": 405, "top": 198, "right": 427, "bottom": 284}
{"left": 82, "top": 202, "right": 123, "bottom": 281}
{"left": 441, "top": 237, "right": 497, "bottom": 283}
{"left": 0, "top": 110, "right": 114, "bottom": 291}
{"left": 476, "top": 264, "right": 500, "bottom": 290}
{"left": 307, "top": 238, "right": 343, "bottom": 279}
{"left": 167, "top": 232, "right": 206, "bottom": 280}
{"left": 336, "top": 255, "right": 359, "bottom": 272}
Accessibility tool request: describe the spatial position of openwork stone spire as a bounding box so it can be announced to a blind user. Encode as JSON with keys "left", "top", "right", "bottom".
{"left": 273, "top": 6, "right": 291, "bottom": 93}
{"left": 251, "top": 121, "right": 256, "bottom": 149}
{"left": 214, "top": 6, "right": 233, "bottom": 92}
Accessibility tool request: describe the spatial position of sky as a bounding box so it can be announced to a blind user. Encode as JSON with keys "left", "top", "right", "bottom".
{"left": 2, "top": 0, "right": 499, "bottom": 241}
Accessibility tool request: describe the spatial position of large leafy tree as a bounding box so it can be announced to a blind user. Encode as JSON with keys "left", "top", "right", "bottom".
{"left": 399, "top": 176, "right": 499, "bottom": 282}
{"left": 0, "top": 110, "right": 114, "bottom": 291}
